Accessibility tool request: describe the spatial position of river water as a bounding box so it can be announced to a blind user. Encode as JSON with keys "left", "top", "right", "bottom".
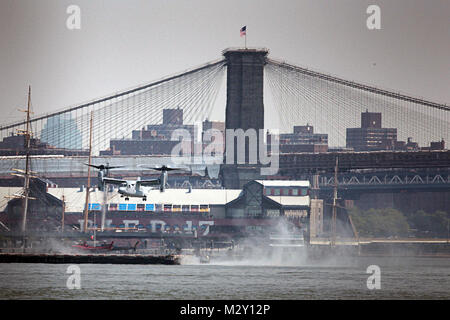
{"left": 0, "top": 256, "right": 449, "bottom": 299}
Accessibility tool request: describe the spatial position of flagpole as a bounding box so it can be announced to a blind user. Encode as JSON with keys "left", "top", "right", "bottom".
{"left": 245, "top": 26, "right": 247, "bottom": 48}
{"left": 240, "top": 26, "right": 247, "bottom": 49}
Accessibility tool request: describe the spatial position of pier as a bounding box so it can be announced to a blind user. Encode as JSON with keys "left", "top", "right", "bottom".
{"left": 0, "top": 253, "right": 180, "bottom": 265}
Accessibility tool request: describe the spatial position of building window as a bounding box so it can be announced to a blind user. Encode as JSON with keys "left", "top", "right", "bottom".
{"left": 247, "top": 208, "right": 262, "bottom": 217}
{"left": 266, "top": 209, "right": 280, "bottom": 217}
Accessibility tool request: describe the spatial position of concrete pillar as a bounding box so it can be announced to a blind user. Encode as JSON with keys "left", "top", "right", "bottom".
{"left": 310, "top": 199, "right": 324, "bottom": 238}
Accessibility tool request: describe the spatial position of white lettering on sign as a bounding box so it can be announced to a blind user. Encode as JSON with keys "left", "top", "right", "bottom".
{"left": 199, "top": 221, "right": 214, "bottom": 236}
{"left": 149, "top": 220, "right": 166, "bottom": 233}
{"left": 123, "top": 220, "right": 139, "bottom": 229}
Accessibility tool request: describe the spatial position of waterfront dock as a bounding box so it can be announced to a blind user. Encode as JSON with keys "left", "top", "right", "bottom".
{"left": 306, "top": 238, "right": 450, "bottom": 258}
{"left": 0, "top": 253, "right": 180, "bottom": 265}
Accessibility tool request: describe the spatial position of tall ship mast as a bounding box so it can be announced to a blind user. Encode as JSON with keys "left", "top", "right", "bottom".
{"left": 83, "top": 111, "right": 94, "bottom": 233}
{"left": 20, "top": 85, "right": 32, "bottom": 233}
{"left": 331, "top": 157, "right": 338, "bottom": 246}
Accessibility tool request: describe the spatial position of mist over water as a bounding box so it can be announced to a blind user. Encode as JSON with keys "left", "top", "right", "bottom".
{"left": 182, "top": 218, "right": 311, "bottom": 267}
{"left": 181, "top": 237, "right": 357, "bottom": 268}
{"left": 175, "top": 219, "right": 450, "bottom": 300}
{"left": 181, "top": 220, "right": 352, "bottom": 268}
{"left": 47, "top": 239, "right": 79, "bottom": 255}
{"left": 0, "top": 256, "right": 449, "bottom": 299}
{"left": 1, "top": 220, "right": 449, "bottom": 299}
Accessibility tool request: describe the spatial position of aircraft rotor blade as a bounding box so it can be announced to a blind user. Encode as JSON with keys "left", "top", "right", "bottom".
{"left": 84, "top": 163, "right": 124, "bottom": 170}
{"left": 139, "top": 164, "right": 189, "bottom": 172}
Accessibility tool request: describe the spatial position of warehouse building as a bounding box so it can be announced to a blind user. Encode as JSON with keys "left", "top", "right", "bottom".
{"left": 0, "top": 179, "right": 322, "bottom": 238}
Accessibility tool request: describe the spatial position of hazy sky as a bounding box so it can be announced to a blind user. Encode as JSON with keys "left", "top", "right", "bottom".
{"left": 0, "top": 0, "right": 449, "bottom": 125}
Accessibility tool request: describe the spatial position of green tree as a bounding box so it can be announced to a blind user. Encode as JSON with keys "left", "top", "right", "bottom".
{"left": 348, "top": 207, "right": 410, "bottom": 238}
{"left": 408, "top": 210, "right": 450, "bottom": 237}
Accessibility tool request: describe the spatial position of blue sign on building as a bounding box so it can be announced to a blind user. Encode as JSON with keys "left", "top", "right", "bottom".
{"left": 145, "top": 204, "right": 155, "bottom": 211}
{"left": 118, "top": 203, "right": 127, "bottom": 211}
{"left": 88, "top": 203, "right": 101, "bottom": 211}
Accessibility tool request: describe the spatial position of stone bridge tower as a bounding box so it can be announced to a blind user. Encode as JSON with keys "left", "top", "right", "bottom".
{"left": 220, "top": 48, "right": 269, "bottom": 188}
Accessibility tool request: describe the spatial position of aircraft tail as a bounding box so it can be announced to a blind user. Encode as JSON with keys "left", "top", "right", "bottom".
{"left": 159, "top": 170, "right": 167, "bottom": 192}
{"left": 98, "top": 170, "right": 105, "bottom": 191}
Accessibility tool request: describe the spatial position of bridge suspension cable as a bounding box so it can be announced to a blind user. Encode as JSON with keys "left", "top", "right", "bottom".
{"left": 0, "top": 59, "right": 226, "bottom": 155}
{"left": 265, "top": 58, "right": 449, "bottom": 148}
{"left": 1, "top": 54, "right": 448, "bottom": 156}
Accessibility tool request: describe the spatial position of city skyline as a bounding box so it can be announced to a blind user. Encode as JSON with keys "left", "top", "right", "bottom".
{"left": 0, "top": 1, "right": 449, "bottom": 304}
{"left": 1, "top": 0, "right": 449, "bottom": 127}
{"left": 0, "top": 107, "right": 443, "bottom": 157}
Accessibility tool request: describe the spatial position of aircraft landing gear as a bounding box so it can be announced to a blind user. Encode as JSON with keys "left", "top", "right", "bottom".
{"left": 125, "top": 197, "right": 129, "bottom": 201}
{"left": 143, "top": 197, "right": 147, "bottom": 201}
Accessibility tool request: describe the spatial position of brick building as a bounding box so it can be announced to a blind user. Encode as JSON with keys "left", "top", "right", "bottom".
{"left": 267, "top": 124, "right": 328, "bottom": 153}
{"left": 346, "top": 111, "right": 397, "bottom": 151}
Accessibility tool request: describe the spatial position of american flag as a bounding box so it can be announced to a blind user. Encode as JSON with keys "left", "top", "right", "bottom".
{"left": 240, "top": 26, "right": 246, "bottom": 37}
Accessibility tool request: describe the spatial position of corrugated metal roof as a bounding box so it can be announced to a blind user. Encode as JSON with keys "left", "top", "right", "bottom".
{"left": 255, "top": 180, "right": 310, "bottom": 187}
{"left": 48, "top": 188, "right": 242, "bottom": 212}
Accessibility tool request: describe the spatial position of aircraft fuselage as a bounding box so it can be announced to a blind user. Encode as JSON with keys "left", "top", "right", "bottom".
{"left": 118, "top": 185, "right": 149, "bottom": 200}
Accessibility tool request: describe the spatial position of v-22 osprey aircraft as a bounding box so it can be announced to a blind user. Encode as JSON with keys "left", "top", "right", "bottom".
{"left": 86, "top": 164, "right": 185, "bottom": 201}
